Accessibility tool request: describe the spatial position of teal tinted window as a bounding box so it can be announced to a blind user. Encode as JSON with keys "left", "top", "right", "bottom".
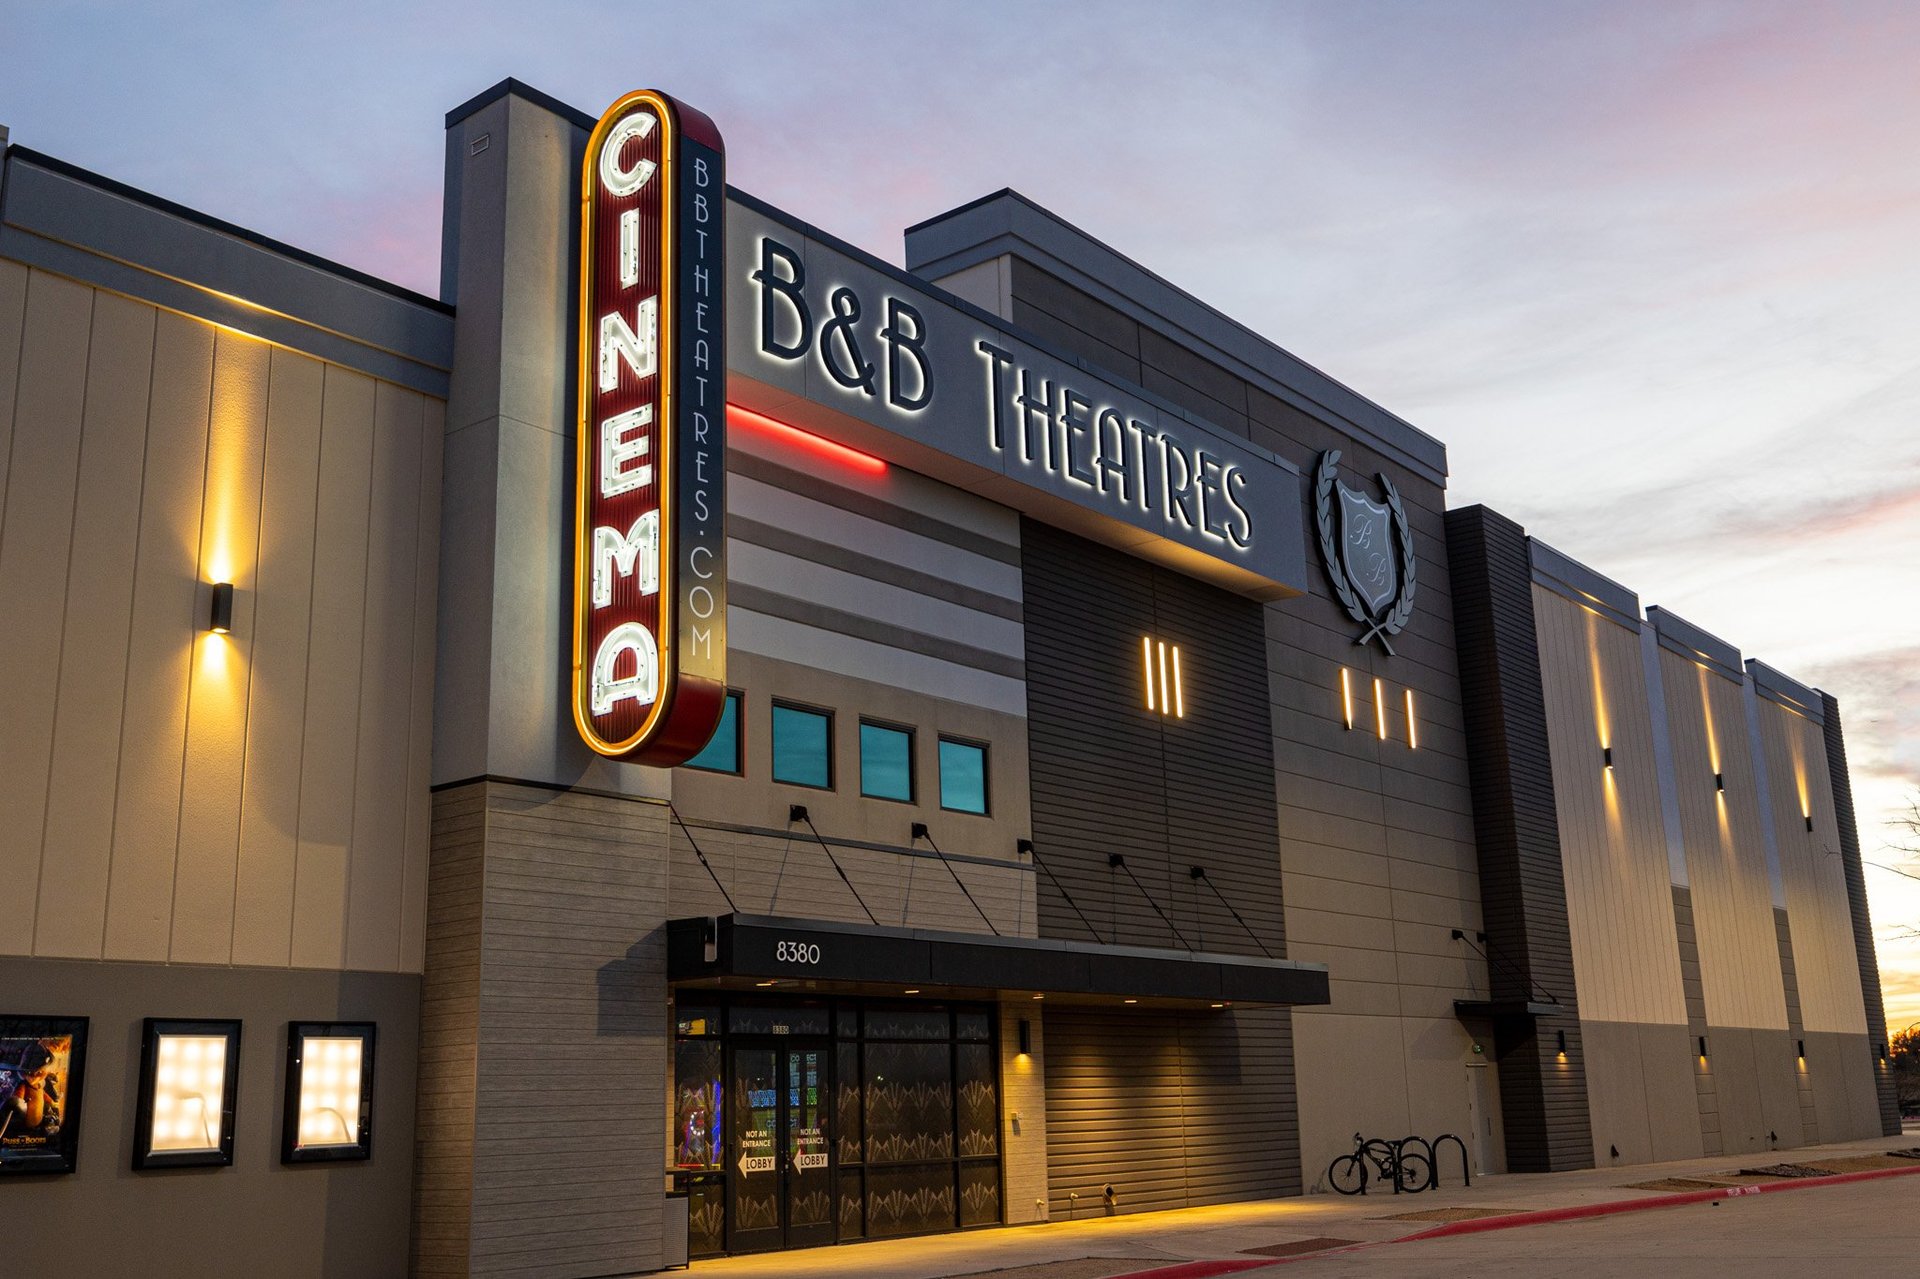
{"left": 683, "top": 692, "right": 742, "bottom": 773}
{"left": 772, "top": 704, "right": 832, "bottom": 788}
{"left": 860, "top": 722, "right": 914, "bottom": 802}
{"left": 938, "top": 739, "right": 988, "bottom": 814}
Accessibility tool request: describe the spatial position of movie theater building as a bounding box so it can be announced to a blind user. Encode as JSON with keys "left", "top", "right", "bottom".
{"left": 0, "top": 79, "right": 1898, "bottom": 1277}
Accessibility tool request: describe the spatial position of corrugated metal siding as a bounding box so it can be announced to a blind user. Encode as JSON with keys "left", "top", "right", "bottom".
{"left": 1818, "top": 693, "right": 1903, "bottom": 1136}
{"left": 1043, "top": 1007, "right": 1298, "bottom": 1216}
{"left": 1019, "top": 519, "right": 1283, "bottom": 956}
{"left": 1444, "top": 506, "right": 1593, "bottom": 1173}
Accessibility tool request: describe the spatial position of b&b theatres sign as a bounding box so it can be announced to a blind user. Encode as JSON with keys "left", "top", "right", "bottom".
{"left": 572, "top": 90, "right": 727, "bottom": 764}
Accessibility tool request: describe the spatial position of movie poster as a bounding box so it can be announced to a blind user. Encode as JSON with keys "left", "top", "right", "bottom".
{"left": 0, "top": 1017, "right": 87, "bottom": 1175}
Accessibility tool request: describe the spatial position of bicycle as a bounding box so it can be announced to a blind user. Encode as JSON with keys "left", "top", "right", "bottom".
{"left": 1327, "top": 1132, "right": 1431, "bottom": 1195}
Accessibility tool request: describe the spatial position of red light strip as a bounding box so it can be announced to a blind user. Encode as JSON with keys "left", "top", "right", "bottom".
{"left": 727, "top": 404, "right": 887, "bottom": 475}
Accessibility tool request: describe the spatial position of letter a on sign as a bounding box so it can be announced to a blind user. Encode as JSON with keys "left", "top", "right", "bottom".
{"left": 574, "top": 90, "right": 729, "bottom": 763}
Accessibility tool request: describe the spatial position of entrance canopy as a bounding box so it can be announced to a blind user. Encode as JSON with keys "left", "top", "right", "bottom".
{"left": 668, "top": 913, "right": 1330, "bottom": 1009}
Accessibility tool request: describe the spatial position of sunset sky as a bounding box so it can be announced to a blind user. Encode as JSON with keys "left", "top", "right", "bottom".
{"left": 10, "top": 1, "right": 1918, "bottom": 1026}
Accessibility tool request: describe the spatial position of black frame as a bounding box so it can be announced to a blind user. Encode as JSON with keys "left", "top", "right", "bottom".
{"left": 133, "top": 1018, "right": 242, "bottom": 1170}
{"left": 771, "top": 700, "right": 835, "bottom": 790}
{"left": 281, "top": 1022, "right": 376, "bottom": 1164}
{"left": 0, "top": 1014, "right": 89, "bottom": 1176}
{"left": 671, "top": 994, "right": 1004, "bottom": 1258}
{"left": 685, "top": 689, "right": 746, "bottom": 775}
{"left": 936, "top": 736, "right": 991, "bottom": 815}
{"left": 857, "top": 718, "right": 916, "bottom": 803}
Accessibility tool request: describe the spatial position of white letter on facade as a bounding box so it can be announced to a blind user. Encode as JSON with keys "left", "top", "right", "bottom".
{"left": 598, "top": 111, "right": 658, "bottom": 197}
{"left": 591, "top": 622, "right": 659, "bottom": 715}
{"left": 593, "top": 511, "right": 660, "bottom": 607}
{"left": 600, "top": 297, "right": 659, "bottom": 391}
{"left": 599, "top": 406, "right": 654, "bottom": 497}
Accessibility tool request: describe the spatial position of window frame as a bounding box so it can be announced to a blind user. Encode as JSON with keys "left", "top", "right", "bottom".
{"left": 681, "top": 689, "right": 745, "bottom": 775}
{"left": 936, "top": 735, "right": 990, "bottom": 816}
{"left": 771, "top": 699, "right": 836, "bottom": 791}
{"left": 858, "top": 718, "right": 917, "bottom": 804}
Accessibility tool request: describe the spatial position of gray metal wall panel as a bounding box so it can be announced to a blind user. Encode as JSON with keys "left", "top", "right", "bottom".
{"left": 1021, "top": 519, "right": 1284, "bottom": 959}
{"left": 1444, "top": 505, "right": 1594, "bottom": 1172}
{"left": 1818, "top": 692, "right": 1903, "bottom": 1135}
{"left": 1043, "top": 1007, "right": 1298, "bottom": 1217}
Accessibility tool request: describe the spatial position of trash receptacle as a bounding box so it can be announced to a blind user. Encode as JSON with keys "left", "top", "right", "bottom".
{"left": 662, "top": 1192, "right": 690, "bottom": 1269}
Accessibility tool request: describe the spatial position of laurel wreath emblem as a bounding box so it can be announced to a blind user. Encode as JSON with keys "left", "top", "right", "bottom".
{"left": 1314, "top": 449, "right": 1417, "bottom": 655}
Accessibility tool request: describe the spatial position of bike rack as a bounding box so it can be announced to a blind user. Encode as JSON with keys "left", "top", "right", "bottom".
{"left": 1327, "top": 1131, "right": 1467, "bottom": 1196}
{"left": 1430, "top": 1132, "right": 1471, "bottom": 1189}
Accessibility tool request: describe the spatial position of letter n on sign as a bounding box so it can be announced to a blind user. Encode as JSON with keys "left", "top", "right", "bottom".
{"left": 574, "top": 89, "right": 729, "bottom": 764}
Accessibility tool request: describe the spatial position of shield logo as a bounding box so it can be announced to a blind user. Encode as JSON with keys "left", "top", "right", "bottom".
{"left": 1338, "top": 485, "right": 1397, "bottom": 614}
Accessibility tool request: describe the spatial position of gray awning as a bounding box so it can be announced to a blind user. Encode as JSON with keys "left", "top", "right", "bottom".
{"left": 668, "top": 913, "right": 1330, "bottom": 1009}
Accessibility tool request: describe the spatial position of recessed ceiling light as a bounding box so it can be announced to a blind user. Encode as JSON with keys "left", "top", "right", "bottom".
{"left": 903, "top": 989, "right": 920, "bottom": 995}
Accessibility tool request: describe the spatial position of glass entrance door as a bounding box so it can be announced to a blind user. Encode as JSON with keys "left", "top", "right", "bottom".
{"left": 726, "top": 1041, "right": 834, "bottom": 1253}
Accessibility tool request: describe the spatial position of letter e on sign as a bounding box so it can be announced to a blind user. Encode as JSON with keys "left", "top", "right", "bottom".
{"left": 574, "top": 90, "right": 729, "bottom": 763}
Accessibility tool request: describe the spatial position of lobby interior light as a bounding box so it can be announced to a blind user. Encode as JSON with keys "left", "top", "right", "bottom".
{"left": 134, "top": 1019, "right": 242, "bottom": 1170}
{"left": 208, "top": 581, "right": 235, "bottom": 634}
{"left": 283, "top": 1023, "right": 375, "bottom": 1164}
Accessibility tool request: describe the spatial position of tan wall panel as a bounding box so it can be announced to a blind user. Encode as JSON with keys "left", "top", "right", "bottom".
{"left": 35, "top": 292, "right": 155, "bottom": 956}
{"left": 0, "top": 264, "right": 439, "bottom": 975}
{"left": 347, "top": 383, "right": 427, "bottom": 971}
{"left": 170, "top": 330, "right": 270, "bottom": 963}
{"left": 1533, "top": 589, "right": 1687, "bottom": 1025}
{"left": 0, "top": 271, "right": 92, "bottom": 951}
{"left": 0, "top": 260, "right": 31, "bottom": 563}
{"left": 103, "top": 309, "right": 213, "bottom": 960}
{"left": 291, "top": 365, "right": 377, "bottom": 968}
{"left": 1758, "top": 703, "right": 1868, "bottom": 1034}
{"left": 231, "top": 347, "right": 325, "bottom": 967}
{"left": 400, "top": 396, "right": 446, "bottom": 973}
{"left": 1661, "top": 650, "right": 1787, "bottom": 1030}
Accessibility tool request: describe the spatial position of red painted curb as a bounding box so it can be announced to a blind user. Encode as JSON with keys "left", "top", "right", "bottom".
{"left": 1111, "top": 1161, "right": 1920, "bottom": 1277}
{"left": 1400, "top": 1161, "right": 1920, "bottom": 1241}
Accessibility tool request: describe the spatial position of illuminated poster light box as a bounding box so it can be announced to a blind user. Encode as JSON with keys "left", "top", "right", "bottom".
{"left": 282, "top": 1022, "right": 375, "bottom": 1164}
{"left": 133, "top": 1019, "right": 241, "bottom": 1170}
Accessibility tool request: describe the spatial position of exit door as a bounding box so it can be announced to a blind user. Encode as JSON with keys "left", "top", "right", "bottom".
{"left": 727, "top": 1042, "right": 834, "bottom": 1253}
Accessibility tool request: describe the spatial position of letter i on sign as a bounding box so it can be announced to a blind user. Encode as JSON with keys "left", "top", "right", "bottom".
{"left": 573, "top": 90, "right": 729, "bottom": 763}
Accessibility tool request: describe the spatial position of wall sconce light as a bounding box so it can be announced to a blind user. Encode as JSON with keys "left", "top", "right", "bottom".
{"left": 281, "top": 1022, "right": 375, "bottom": 1164}
{"left": 1698, "top": 1035, "right": 1709, "bottom": 1060}
{"left": 1602, "top": 746, "right": 1614, "bottom": 770}
{"left": 1016, "top": 838, "right": 1034, "bottom": 857}
{"left": 1557, "top": 1029, "right": 1568, "bottom": 1056}
{"left": 1017, "top": 1019, "right": 1032, "bottom": 1056}
{"left": 134, "top": 1019, "right": 242, "bottom": 1169}
{"left": 1804, "top": 814, "right": 1814, "bottom": 833}
{"left": 208, "top": 582, "right": 234, "bottom": 634}
{"left": 1796, "top": 1039, "right": 1805, "bottom": 1061}
{"left": 1714, "top": 772, "right": 1725, "bottom": 793}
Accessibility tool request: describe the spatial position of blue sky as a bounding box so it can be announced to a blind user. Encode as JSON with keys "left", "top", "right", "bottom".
{"left": 11, "top": 0, "right": 1920, "bottom": 1021}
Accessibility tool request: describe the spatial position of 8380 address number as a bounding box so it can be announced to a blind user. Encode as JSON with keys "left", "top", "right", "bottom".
{"left": 775, "top": 940, "right": 821, "bottom": 965}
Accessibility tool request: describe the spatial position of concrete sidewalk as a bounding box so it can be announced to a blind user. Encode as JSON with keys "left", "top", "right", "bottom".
{"left": 685, "top": 1129, "right": 1920, "bottom": 1279}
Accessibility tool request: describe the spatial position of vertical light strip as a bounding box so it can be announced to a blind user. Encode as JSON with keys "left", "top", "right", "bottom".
{"left": 1142, "top": 635, "right": 1156, "bottom": 711}
{"left": 1157, "top": 641, "right": 1170, "bottom": 716}
{"left": 1171, "top": 647, "right": 1185, "bottom": 718}
{"left": 1340, "top": 668, "right": 1354, "bottom": 730}
{"left": 1374, "top": 678, "right": 1388, "bottom": 740}
{"left": 1405, "top": 688, "right": 1418, "bottom": 749}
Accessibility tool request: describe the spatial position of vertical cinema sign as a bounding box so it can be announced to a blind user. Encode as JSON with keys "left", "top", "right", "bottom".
{"left": 573, "top": 90, "right": 728, "bottom": 764}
